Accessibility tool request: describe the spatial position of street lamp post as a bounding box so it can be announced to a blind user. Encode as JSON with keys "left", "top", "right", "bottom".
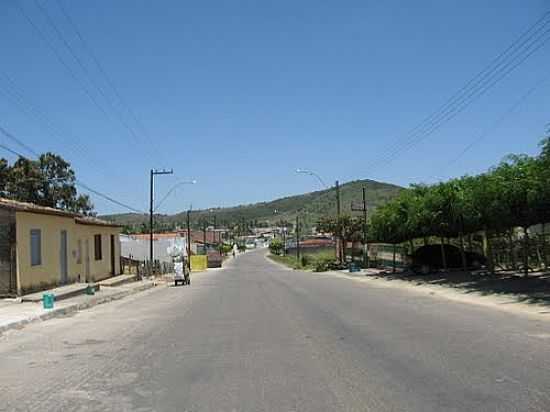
{"left": 295, "top": 168, "right": 342, "bottom": 263}
{"left": 295, "top": 168, "right": 328, "bottom": 189}
{"left": 154, "top": 179, "right": 197, "bottom": 212}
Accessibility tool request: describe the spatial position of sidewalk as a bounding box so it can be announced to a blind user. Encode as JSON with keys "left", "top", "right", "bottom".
{"left": 0, "top": 279, "right": 156, "bottom": 335}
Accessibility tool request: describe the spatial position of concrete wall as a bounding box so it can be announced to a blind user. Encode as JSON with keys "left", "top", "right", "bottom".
{"left": 15, "top": 211, "right": 121, "bottom": 293}
{"left": 120, "top": 234, "right": 187, "bottom": 263}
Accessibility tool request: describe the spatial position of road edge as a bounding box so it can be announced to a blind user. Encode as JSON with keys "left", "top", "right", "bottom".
{"left": 0, "top": 281, "right": 157, "bottom": 335}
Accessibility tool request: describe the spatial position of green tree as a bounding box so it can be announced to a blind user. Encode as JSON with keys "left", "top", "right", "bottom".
{"left": 269, "top": 238, "right": 284, "bottom": 255}
{"left": 2, "top": 152, "right": 94, "bottom": 215}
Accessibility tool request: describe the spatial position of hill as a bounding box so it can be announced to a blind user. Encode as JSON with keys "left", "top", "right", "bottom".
{"left": 101, "top": 179, "right": 403, "bottom": 232}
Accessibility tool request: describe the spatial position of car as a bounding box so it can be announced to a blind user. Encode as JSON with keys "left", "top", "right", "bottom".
{"left": 409, "top": 244, "right": 486, "bottom": 274}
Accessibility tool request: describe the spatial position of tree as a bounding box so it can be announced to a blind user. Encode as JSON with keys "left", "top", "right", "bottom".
{"left": 1, "top": 152, "right": 94, "bottom": 215}
{"left": 0, "top": 158, "right": 9, "bottom": 196}
{"left": 269, "top": 238, "right": 284, "bottom": 255}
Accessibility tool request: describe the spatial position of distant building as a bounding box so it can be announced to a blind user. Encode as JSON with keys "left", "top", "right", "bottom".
{"left": 0, "top": 198, "right": 122, "bottom": 296}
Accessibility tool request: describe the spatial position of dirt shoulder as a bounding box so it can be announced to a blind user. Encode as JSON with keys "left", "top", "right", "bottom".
{"left": 327, "top": 268, "right": 550, "bottom": 320}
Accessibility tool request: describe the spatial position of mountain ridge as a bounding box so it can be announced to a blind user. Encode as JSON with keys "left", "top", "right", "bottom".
{"left": 101, "top": 178, "right": 403, "bottom": 231}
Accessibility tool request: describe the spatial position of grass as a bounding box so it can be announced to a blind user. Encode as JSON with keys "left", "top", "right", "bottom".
{"left": 268, "top": 249, "right": 338, "bottom": 271}
{"left": 268, "top": 254, "right": 301, "bottom": 269}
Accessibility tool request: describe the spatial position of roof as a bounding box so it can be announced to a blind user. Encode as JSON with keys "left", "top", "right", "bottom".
{"left": 0, "top": 197, "right": 122, "bottom": 228}
{"left": 129, "top": 232, "right": 182, "bottom": 240}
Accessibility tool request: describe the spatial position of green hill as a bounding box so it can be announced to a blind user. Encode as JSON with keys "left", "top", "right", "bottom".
{"left": 101, "top": 179, "right": 403, "bottom": 232}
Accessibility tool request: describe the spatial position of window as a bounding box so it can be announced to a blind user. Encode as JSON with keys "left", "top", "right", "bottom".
{"left": 94, "top": 234, "right": 102, "bottom": 261}
{"left": 30, "top": 229, "right": 41, "bottom": 266}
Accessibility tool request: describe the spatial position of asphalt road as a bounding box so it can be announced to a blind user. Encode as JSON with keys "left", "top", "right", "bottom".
{"left": 1, "top": 249, "right": 550, "bottom": 411}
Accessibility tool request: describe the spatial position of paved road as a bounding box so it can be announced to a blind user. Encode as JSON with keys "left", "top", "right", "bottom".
{"left": 1, "top": 250, "right": 550, "bottom": 411}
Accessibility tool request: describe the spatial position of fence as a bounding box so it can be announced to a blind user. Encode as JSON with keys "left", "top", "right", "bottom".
{"left": 121, "top": 256, "right": 174, "bottom": 278}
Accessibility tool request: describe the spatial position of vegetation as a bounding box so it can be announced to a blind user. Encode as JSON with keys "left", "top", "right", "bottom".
{"left": 101, "top": 178, "right": 403, "bottom": 233}
{"left": 218, "top": 243, "right": 234, "bottom": 255}
{"left": 0, "top": 152, "right": 94, "bottom": 215}
{"left": 368, "top": 137, "right": 550, "bottom": 275}
{"left": 268, "top": 248, "right": 338, "bottom": 272}
{"left": 269, "top": 239, "right": 284, "bottom": 255}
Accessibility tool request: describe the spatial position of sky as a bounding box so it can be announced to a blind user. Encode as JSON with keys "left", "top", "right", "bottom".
{"left": 1, "top": 0, "right": 549, "bottom": 214}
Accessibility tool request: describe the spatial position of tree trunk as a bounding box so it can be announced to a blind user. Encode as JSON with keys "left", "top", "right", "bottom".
{"left": 508, "top": 231, "right": 516, "bottom": 271}
{"left": 440, "top": 237, "right": 447, "bottom": 271}
{"left": 523, "top": 226, "right": 530, "bottom": 277}
{"left": 468, "top": 234, "right": 473, "bottom": 252}
{"left": 392, "top": 244, "right": 397, "bottom": 273}
{"left": 542, "top": 223, "right": 548, "bottom": 270}
{"left": 409, "top": 239, "right": 414, "bottom": 255}
{"left": 483, "top": 230, "right": 495, "bottom": 275}
{"left": 459, "top": 232, "right": 467, "bottom": 272}
{"left": 423, "top": 237, "right": 428, "bottom": 246}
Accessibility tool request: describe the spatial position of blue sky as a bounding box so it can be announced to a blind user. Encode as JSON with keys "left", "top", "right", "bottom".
{"left": 1, "top": 0, "right": 549, "bottom": 214}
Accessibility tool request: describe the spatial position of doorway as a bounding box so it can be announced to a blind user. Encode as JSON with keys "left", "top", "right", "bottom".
{"left": 60, "top": 230, "right": 68, "bottom": 284}
{"left": 110, "top": 234, "right": 116, "bottom": 276}
{"left": 85, "top": 239, "right": 90, "bottom": 282}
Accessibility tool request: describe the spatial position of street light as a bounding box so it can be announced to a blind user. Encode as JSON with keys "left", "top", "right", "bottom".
{"left": 154, "top": 179, "right": 197, "bottom": 212}
{"left": 295, "top": 168, "right": 328, "bottom": 189}
{"left": 295, "top": 168, "right": 343, "bottom": 263}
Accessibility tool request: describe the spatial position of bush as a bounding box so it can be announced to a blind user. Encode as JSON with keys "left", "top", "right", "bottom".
{"left": 312, "top": 255, "right": 339, "bottom": 272}
{"left": 218, "top": 243, "right": 233, "bottom": 255}
{"left": 269, "top": 239, "right": 284, "bottom": 255}
{"left": 300, "top": 255, "right": 312, "bottom": 267}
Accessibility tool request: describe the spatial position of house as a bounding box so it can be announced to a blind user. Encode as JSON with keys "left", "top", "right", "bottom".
{"left": 0, "top": 198, "right": 122, "bottom": 296}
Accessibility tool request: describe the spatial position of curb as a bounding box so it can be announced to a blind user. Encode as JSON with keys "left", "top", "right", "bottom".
{"left": 0, "top": 282, "right": 156, "bottom": 335}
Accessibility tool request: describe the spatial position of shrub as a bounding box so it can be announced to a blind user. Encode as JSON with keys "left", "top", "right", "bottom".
{"left": 269, "top": 239, "right": 284, "bottom": 255}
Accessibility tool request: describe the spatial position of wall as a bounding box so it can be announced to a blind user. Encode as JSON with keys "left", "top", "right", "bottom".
{"left": 15, "top": 212, "right": 121, "bottom": 293}
{"left": 120, "top": 234, "right": 187, "bottom": 263}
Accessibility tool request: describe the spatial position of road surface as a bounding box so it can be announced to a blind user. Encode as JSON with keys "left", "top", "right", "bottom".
{"left": 1, "top": 249, "right": 550, "bottom": 411}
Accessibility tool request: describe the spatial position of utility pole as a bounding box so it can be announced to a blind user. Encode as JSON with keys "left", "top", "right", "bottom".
{"left": 282, "top": 227, "right": 286, "bottom": 256}
{"left": 149, "top": 168, "right": 173, "bottom": 270}
{"left": 335, "top": 180, "right": 342, "bottom": 263}
{"left": 362, "top": 187, "right": 368, "bottom": 268}
{"left": 213, "top": 214, "right": 217, "bottom": 243}
{"left": 203, "top": 219, "right": 207, "bottom": 255}
{"left": 186, "top": 209, "right": 192, "bottom": 272}
{"left": 295, "top": 214, "right": 300, "bottom": 264}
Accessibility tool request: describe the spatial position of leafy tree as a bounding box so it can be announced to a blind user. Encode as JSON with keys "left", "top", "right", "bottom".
{"left": 269, "top": 238, "right": 284, "bottom": 255}
{"left": 1, "top": 152, "right": 94, "bottom": 215}
{"left": 0, "top": 158, "right": 9, "bottom": 196}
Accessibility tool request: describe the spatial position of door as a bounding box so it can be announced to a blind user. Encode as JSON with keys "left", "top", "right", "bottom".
{"left": 60, "top": 230, "right": 68, "bottom": 284}
{"left": 85, "top": 239, "right": 90, "bottom": 282}
{"left": 110, "top": 235, "right": 116, "bottom": 276}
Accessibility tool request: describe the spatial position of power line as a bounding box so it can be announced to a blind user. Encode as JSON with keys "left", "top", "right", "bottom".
{"left": 13, "top": 0, "right": 158, "bottom": 166}
{"left": 0, "top": 125, "right": 40, "bottom": 157}
{"left": 366, "top": 19, "right": 550, "bottom": 175}
{"left": 0, "top": 142, "right": 26, "bottom": 158}
{"left": 365, "top": 14, "right": 550, "bottom": 173}
{"left": 0, "top": 128, "right": 145, "bottom": 214}
{"left": 372, "top": 28, "right": 550, "bottom": 171}
{"left": 55, "top": 0, "right": 167, "bottom": 165}
{"left": 74, "top": 180, "right": 144, "bottom": 214}
{"left": 363, "top": 11, "right": 550, "bottom": 177}
{"left": 431, "top": 71, "right": 550, "bottom": 181}
{"left": 0, "top": 72, "right": 122, "bottom": 183}
{"left": 31, "top": 0, "right": 157, "bottom": 160}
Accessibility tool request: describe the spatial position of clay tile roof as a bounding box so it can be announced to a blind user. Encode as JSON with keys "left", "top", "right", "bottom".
{"left": 0, "top": 197, "right": 121, "bottom": 228}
